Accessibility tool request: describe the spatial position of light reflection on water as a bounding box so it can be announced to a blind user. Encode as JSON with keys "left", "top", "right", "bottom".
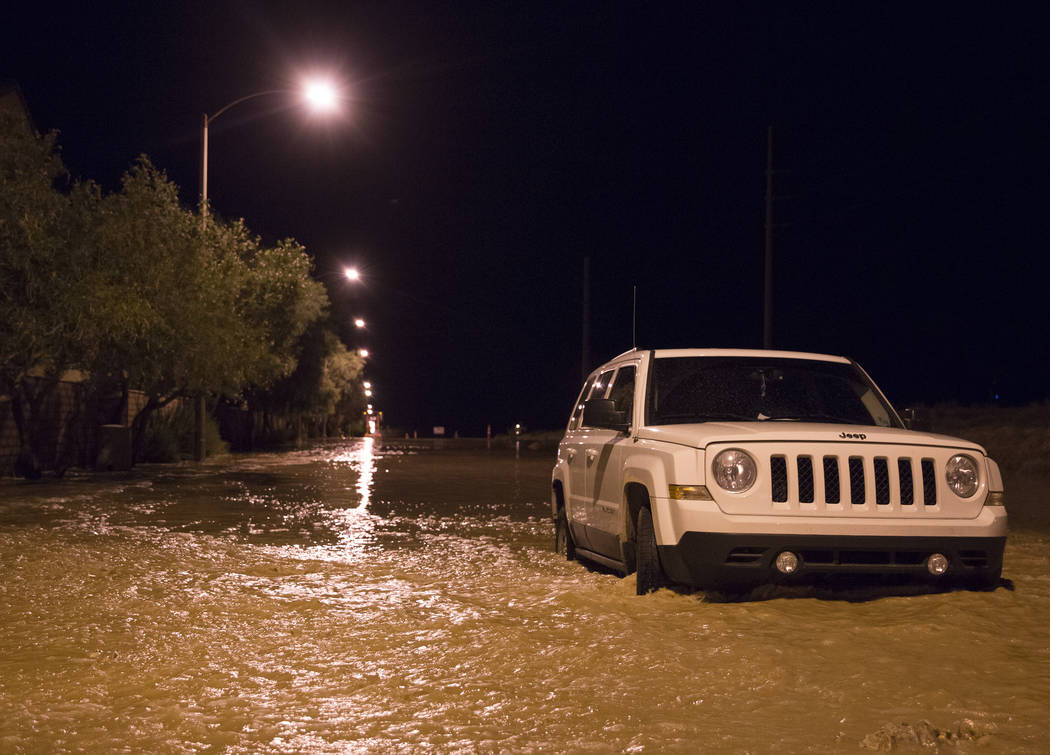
{"left": 1, "top": 440, "right": 1049, "bottom": 753}
{"left": 322, "top": 436, "right": 381, "bottom": 562}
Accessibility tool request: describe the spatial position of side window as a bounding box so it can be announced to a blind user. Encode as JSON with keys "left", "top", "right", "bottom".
{"left": 607, "top": 365, "right": 637, "bottom": 426}
{"left": 590, "top": 370, "right": 615, "bottom": 399}
{"left": 567, "top": 379, "right": 591, "bottom": 431}
{"left": 572, "top": 369, "right": 615, "bottom": 430}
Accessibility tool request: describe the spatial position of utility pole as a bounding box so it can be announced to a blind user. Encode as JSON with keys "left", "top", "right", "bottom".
{"left": 581, "top": 256, "right": 591, "bottom": 382}
{"left": 195, "top": 114, "right": 210, "bottom": 461}
{"left": 763, "top": 125, "right": 774, "bottom": 349}
{"left": 632, "top": 284, "right": 637, "bottom": 349}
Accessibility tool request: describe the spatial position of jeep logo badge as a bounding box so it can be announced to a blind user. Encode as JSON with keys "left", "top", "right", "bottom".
{"left": 840, "top": 432, "right": 867, "bottom": 440}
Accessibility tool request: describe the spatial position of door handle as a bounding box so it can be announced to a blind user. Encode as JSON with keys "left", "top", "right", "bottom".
{"left": 566, "top": 449, "right": 576, "bottom": 462}
{"left": 585, "top": 449, "right": 598, "bottom": 465}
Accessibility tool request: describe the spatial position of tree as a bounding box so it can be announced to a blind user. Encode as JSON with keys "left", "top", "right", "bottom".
{"left": 0, "top": 108, "right": 96, "bottom": 476}
{"left": 238, "top": 236, "right": 328, "bottom": 383}
{"left": 253, "top": 321, "right": 365, "bottom": 440}
{"left": 83, "top": 158, "right": 329, "bottom": 462}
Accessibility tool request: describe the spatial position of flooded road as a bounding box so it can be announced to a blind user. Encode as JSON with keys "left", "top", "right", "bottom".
{"left": 1, "top": 438, "right": 1049, "bottom": 753}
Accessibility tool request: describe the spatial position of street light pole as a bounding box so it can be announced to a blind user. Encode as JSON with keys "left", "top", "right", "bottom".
{"left": 193, "top": 80, "right": 341, "bottom": 460}
{"left": 763, "top": 125, "right": 774, "bottom": 349}
{"left": 195, "top": 112, "right": 212, "bottom": 460}
{"left": 200, "top": 90, "right": 288, "bottom": 225}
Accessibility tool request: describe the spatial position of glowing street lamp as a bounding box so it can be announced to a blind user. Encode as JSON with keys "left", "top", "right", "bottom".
{"left": 303, "top": 78, "right": 340, "bottom": 113}
{"left": 344, "top": 267, "right": 361, "bottom": 282}
{"left": 354, "top": 318, "right": 366, "bottom": 329}
{"left": 358, "top": 348, "right": 369, "bottom": 358}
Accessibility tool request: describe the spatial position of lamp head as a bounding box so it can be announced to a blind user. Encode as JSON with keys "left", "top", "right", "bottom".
{"left": 303, "top": 78, "right": 340, "bottom": 113}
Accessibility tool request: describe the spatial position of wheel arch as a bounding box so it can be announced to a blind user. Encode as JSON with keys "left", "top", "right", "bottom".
{"left": 551, "top": 477, "right": 565, "bottom": 519}
{"left": 623, "top": 481, "right": 651, "bottom": 545}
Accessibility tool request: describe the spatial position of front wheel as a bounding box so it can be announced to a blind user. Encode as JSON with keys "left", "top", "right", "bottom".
{"left": 555, "top": 507, "right": 576, "bottom": 561}
{"left": 635, "top": 507, "right": 668, "bottom": 594}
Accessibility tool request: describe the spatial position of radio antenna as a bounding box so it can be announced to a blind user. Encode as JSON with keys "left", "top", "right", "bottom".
{"left": 632, "top": 285, "right": 637, "bottom": 349}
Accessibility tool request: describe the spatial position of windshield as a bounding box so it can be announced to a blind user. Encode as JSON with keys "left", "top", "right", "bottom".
{"left": 646, "top": 356, "right": 900, "bottom": 427}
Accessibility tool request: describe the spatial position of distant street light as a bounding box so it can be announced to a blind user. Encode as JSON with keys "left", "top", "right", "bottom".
{"left": 358, "top": 348, "right": 369, "bottom": 358}
{"left": 354, "top": 318, "right": 366, "bottom": 329}
{"left": 195, "top": 76, "right": 343, "bottom": 460}
{"left": 344, "top": 267, "right": 361, "bottom": 282}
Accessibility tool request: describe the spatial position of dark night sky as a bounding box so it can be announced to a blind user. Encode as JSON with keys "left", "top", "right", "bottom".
{"left": 4, "top": 2, "right": 1048, "bottom": 434}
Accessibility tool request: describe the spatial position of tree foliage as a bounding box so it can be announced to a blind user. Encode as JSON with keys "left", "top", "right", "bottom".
{"left": 82, "top": 157, "right": 331, "bottom": 460}
{"left": 254, "top": 322, "right": 366, "bottom": 438}
{"left": 0, "top": 108, "right": 97, "bottom": 474}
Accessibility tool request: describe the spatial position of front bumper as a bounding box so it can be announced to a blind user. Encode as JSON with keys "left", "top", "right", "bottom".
{"left": 658, "top": 532, "right": 1006, "bottom": 589}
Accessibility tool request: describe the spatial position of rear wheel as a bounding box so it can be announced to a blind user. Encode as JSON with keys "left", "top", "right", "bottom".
{"left": 555, "top": 506, "right": 575, "bottom": 561}
{"left": 635, "top": 507, "right": 667, "bottom": 594}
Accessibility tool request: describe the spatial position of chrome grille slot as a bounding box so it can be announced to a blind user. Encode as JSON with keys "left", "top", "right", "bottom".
{"left": 797, "top": 456, "right": 814, "bottom": 503}
{"left": 898, "top": 458, "right": 914, "bottom": 505}
{"left": 771, "top": 456, "right": 788, "bottom": 503}
{"left": 874, "top": 458, "right": 890, "bottom": 505}
{"left": 921, "top": 459, "right": 937, "bottom": 505}
{"left": 823, "top": 456, "right": 840, "bottom": 503}
{"left": 848, "top": 457, "right": 865, "bottom": 505}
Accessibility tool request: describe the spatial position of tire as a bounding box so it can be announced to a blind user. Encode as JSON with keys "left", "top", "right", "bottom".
{"left": 635, "top": 507, "right": 667, "bottom": 594}
{"left": 555, "top": 506, "right": 576, "bottom": 561}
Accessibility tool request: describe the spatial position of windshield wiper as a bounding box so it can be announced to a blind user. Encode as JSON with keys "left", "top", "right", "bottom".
{"left": 765, "top": 414, "right": 865, "bottom": 424}
{"left": 660, "top": 413, "right": 758, "bottom": 422}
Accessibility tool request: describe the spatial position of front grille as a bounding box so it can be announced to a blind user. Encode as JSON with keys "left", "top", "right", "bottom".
{"left": 768, "top": 453, "right": 938, "bottom": 506}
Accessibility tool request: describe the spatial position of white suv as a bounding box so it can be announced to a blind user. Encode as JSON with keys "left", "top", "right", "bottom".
{"left": 551, "top": 348, "right": 1007, "bottom": 594}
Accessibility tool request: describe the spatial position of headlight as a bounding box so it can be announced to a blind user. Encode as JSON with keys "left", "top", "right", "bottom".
{"left": 711, "top": 449, "right": 757, "bottom": 493}
{"left": 945, "top": 454, "right": 979, "bottom": 498}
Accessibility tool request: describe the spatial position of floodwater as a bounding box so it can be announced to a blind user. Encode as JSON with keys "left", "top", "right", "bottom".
{"left": 1, "top": 438, "right": 1049, "bottom": 754}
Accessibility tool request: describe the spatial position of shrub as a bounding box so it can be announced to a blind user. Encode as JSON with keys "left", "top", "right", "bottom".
{"left": 141, "top": 403, "right": 229, "bottom": 462}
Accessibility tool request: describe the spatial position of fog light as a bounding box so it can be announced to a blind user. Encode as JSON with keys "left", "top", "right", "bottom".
{"left": 775, "top": 551, "right": 799, "bottom": 575}
{"left": 927, "top": 553, "right": 949, "bottom": 576}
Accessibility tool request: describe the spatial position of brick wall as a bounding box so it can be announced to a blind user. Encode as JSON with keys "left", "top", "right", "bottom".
{"left": 0, "top": 378, "right": 95, "bottom": 475}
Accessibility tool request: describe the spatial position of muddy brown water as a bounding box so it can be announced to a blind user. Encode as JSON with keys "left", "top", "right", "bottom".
{"left": 1, "top": 438, "right": 1048, "bottom": 753}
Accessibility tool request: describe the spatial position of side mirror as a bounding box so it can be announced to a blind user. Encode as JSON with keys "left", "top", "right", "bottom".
{"left": 582, "top": 398, "right": 628, "bottom": 432}
{"left": 901, "top": 407, "right": 916, "bottom": 429}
